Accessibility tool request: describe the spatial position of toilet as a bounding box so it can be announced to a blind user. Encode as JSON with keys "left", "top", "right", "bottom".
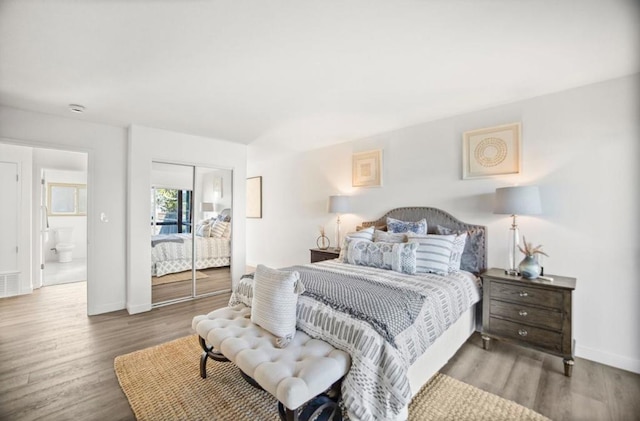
{"left": 54, "top": 227, "right": 75, "bottom": 263}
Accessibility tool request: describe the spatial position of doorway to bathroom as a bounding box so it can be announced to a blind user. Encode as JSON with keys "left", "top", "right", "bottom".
{"left": 38, "top": 150, "right": 88, "bottom": 287}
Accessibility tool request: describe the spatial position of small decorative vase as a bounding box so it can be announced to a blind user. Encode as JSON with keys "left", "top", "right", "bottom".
{"left": 316, "top": 235, "right": 330, "bottom": 250}
{"left": 519, "top": 255, "right": 541, "bottom": 279}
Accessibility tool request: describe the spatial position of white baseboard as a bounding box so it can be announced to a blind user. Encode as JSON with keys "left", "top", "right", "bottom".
{"left": 576, "top": 344, "right": 640, "bottom": 374}
{"left": 89, "top": 300, "right": 125, "bottom": 315}
{"left": 126, "top": 302, "right": 152, "bottom": 315}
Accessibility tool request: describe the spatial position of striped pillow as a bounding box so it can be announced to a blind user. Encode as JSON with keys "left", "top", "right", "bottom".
{"left": 406, "top": 233, "right": 456, "bottom": 275}
{"left": 251, "top": 265, "right": 304, "bottom": 348}
{"left": 210, "top": 221, "right": 229, "bottom": 238}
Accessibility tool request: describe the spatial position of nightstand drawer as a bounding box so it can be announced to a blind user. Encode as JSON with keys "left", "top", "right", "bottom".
{"left": 310, "top": 248, "right": 340, "bottom": 263}
{"left": 488, "top": 317, "right": 562, "bottom": 352}
{"left": 490, "top": 281, "right": 562, "bottom": 309}
{"left": 490, "top": 300, "right": 563, "bottom": 330}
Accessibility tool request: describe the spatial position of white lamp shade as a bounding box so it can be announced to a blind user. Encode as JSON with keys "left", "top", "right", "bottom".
{"left": 201, "top": 202, "right": 215, "bottom": 212}
{"left": 494, "top": 186, "right": 542, "bottom": 215}
{"left": 328, "top": 195, "right": 350, "bottom": 214}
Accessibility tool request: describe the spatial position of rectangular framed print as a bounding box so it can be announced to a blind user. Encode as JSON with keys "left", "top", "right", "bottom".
{"left": 462, "top": 122, "right": 521, "bottom": 179}
{"left": 352, "top": 149, "right": 383, "bottom": 187}
{"left": 246, "top": 176, "right": 262, "bottom": 218}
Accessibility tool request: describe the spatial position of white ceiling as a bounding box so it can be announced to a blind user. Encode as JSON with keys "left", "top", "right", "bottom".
{"left": 1, "top": 0, "right": 638, "bottom": 150}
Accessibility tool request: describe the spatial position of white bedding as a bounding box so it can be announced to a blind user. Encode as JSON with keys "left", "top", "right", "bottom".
{"left": 229, "top": 260, "right": 481, "bottom": 421}
{"left": 151, "top": 233, "right": 230, "bottom": 276}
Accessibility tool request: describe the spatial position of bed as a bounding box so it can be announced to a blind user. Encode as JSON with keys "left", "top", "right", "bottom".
{"left": 151, "top": 210, "right": 232, "bottom": 277}
{"left": 231, "top": 207, "right": 486, "bottom": 421}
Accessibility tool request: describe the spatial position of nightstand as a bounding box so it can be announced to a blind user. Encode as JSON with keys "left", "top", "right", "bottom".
{"left": 480, "top": 268, "right": 577, "bottom": 376}
{"left": 310, "top": 248, "right": 340, "bottom": 263}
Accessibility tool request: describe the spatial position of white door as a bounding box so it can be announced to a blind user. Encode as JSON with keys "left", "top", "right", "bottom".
{"left": 0, "top": 162, "right": 19, "bottom": 296}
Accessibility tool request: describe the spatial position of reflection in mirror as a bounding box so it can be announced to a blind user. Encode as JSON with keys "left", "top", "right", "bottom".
{"left": 194, "top": 167, "right": 232, "bottom": 297}
{"left": 150, "top": 162, "right": 194, "bottom": 304}
{"left": 150, "top": 162, "right": 232, "bottom": 306}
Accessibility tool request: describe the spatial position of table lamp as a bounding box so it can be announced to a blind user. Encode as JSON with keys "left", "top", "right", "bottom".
{"left": 328, "top": 195, "right": 350, "bottom": 251}
{"left": 494, "top": 186, "right": 541, "bottom": 275}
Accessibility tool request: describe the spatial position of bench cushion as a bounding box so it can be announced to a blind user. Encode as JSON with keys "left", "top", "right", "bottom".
{"left": 192, "top": 305, "right": 351, "bottom": 410}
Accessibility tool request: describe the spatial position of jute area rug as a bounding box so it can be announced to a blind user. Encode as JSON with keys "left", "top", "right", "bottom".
{"left": 114, "top": 335, "right": 551, "bottom": 421}
{"left": 151, "top": 271, "right": 207, "bottom": 286}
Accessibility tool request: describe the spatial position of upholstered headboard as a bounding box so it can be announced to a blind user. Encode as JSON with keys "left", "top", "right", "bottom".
{"left": 219, "top": 208, "right": 232, "bottom": 222}
{"left": 360, "top": 207, "right": 487, "bottom": 274}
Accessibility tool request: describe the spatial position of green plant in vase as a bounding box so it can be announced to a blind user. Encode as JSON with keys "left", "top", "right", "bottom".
{"left": 517, "top": 237, "right": 549, "bottom": 279}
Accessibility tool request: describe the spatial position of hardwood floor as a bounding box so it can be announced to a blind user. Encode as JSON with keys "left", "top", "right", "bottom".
{"left": 440, "top": 334, "right": 640, "bottom": 421}
{"left": 1, "top": 282, "right": 639, "bottom": 420}
{"left": 0, "top": 282, "right": 231, "bottom": 421}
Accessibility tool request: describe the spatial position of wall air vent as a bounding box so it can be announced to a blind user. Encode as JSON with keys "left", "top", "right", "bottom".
{"left": 0, "top": 272, "right": 20, "bottom": 297}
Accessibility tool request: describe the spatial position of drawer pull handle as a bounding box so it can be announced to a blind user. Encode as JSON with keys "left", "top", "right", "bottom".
{"left": 519, "top": 291, "right": 529, "bottom": 297}
{"left": 518, "top": 329, "right": 528, "bottom": 337}
{"left": 518, "top": 310, "right": 528, "bottom": 317}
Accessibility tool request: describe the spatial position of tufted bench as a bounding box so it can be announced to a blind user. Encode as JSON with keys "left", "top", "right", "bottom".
{"left": 192, "top": 305, "right": 351, "bottom": 421}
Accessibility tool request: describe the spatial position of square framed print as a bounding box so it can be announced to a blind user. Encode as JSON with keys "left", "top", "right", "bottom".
{"left": 352, "top": 149, "right": 383, "bottom": 187}
{"left": 462, "top": 122, "right": 521, "bottom": 179}
{"left": 246, "top": 176, "right": 262, "bottom": 218}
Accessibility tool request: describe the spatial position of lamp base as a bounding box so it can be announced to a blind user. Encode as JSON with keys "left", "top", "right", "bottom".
{"left": 504, "top": 269, "right": 520, "bottom": 276}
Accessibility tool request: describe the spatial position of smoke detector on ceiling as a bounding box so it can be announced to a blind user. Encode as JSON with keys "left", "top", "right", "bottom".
{"left": 68, "top": 104, "right": 86, "bottom": 113}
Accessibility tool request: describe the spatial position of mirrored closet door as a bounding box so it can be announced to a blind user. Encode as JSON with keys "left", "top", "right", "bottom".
{"left": 150, "top": 162, "right": 232, "bottom": 305}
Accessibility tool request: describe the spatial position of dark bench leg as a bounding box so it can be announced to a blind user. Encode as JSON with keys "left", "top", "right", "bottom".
{"left": 277, "top": 379, "right": 343, "bottom": 421}
{"left": 198, "top": 336, "right": 229, "bottom": 379}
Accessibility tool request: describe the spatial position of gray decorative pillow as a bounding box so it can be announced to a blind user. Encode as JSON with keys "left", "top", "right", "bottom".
{"left": 436, "top": 225, "right": 483, "bottom": 274}
{"left": 337, "top": 226, "right": 375, "bottom": 262}
{"left": 406, "top": 233, "right": 456, "bottom": 276}
{"left": 251, "top": 264, "right": 305, "bottom": 348}
{"left": 345, "top": 238, "right": 418, "bottom": 274}
{"left": 386, "top": 217, "right": 428, "bottom": 235}
{"left": 374, "top": 230, "right": 407, "bottom": 243}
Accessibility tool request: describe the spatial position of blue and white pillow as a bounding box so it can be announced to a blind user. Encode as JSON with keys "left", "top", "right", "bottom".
{"left": 406, "top": 233, "right": 456, "bottom": 275}
{"left": 373, "top": 230, "right": 407, "bottom": 243}
{"left": 386, "top": 217, "right": 427, "bottom": 235}
{"left": 345, "top": 238, "right": 418, "bottom": 275}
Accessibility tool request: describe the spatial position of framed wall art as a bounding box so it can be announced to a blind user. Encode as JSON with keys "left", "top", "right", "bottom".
{"left": 352, "top": 149, "right": 383, "bottom": 187}
{"left": 462, "top": 122, "right": 521, "bottom": 179}
{"left": 246, "top": 176, "right": 262, "bottom": 218}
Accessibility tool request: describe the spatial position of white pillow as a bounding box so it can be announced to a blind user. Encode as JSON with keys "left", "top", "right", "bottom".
{"left": 406, "top": 233, "right": 456, "bottom": 275}
{"left": 447, "top": 232, "right": 468, "bottom": 273}
{"left": 251, "top": 264, "right": 304, "bottom": 348}
{"left": 196, "top": 221, "right": 212, "bottom": 237}
{"left": 337, "top": 226, "right": 375, "bottom": 262}
{"left": 373, "top": 230, "right": 406, "bottom": 243}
